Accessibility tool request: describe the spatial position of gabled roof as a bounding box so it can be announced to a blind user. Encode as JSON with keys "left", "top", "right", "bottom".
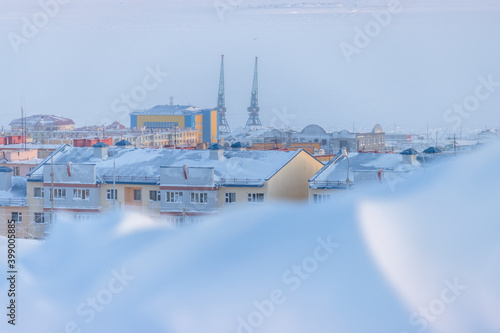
{"left": 309, "top": 152, "right": 411, "bottom": 188}
{"left": 28, "top": 147, "right": 304, "bottom": 186}
{"left": 0, "top": 176, "right": 27, "bottom": 206}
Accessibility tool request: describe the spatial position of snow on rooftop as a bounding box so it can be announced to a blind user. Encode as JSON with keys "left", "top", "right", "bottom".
{"left": 311, "top": 153, "right": 409, "bottom": 184}
{"left": 31, "top": 147, "right": 301, "bottom": 184}
{"left": 1, "top": 143, "right": 499, "bottom": 333}
{"left": 131, "top": 104, "right": 205, "bottom": 115}
{"left": 0, "top": 176, "right": 27, "bottom": 205}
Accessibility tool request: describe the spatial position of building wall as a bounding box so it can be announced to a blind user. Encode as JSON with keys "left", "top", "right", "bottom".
{"left": 356, "top": 132, "right": 386, "bottom": 152}
{"left": 136, "top": 115, "right": 186, "bottom": 128}
{"left": 218, "top": 184, "right": 268, "bottom": 207}
{"left": 160, "top": 166, "right": 218, "bottom": 214}
{"left": 0, "top": 206, "right": 29, "bottom": 238}
{"left": 267, "top": 150, "right": 324, "bottom": 201}
{"left": 100, "top": 183, "right": 161, "bottom": 217}
{"left": 308, "top": 188, "right": 343, "bottom": 204}
{"left": 194, "top": 114, "right": 203, "bottom": 143}
{"left": 0, "top": 163, "right": 37, "bottom": 177}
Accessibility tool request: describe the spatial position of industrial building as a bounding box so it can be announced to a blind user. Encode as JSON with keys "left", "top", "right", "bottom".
{"left": 130, "top": 105, "right": 218, "bottom": 144}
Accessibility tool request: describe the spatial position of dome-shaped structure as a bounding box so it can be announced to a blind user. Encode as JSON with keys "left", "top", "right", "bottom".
{"left": 372, "top": 124, "right": 384, "bottom": 134}
{"left": 301, "top": 124, "right": 327, "bottom": 135}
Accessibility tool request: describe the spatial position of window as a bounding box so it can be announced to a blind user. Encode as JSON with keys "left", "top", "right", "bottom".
{"left": 149, "top": 190, "right": 161, "bottom": 201}
{"left": 247, "top": 193, "right": 264, "bottom": 203}
{"left": 51, "top": 188, "right": 66, "bottom": 200}
{"left": 190, "top": 192, "right": 208, "bottom": 204}
{"left": 106, "top": 189, "right": 118, "bottom": 200}
{"left": 13, "top": 167, "right": 20, "bottom": 176}
{"left": 313, "top": 194, "right": 331, "bottom": 203}
{"left": 225, "top": 192, "right": 236, "bottom": 204}
{"left": 73, "top": 189, "right": 90, "bottom": 200}
{"left": 166, "top": 191, "right": 183, "bottom": 203}
{"left": 34, "top": 187, "right": 44, "bottom": 198}
{"left": 75, "top": 215, "right": 90, "bottom": 222}
{"left": 34, "top": 213, "right": 45, "bottom": 224}
{"left": 133, "top": 189, "right": 142, "bottom": 201}
{"left": 11, "top": 212, "right": 22, "bottom": 223}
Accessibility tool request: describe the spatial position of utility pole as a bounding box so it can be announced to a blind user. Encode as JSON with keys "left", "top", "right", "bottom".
{"left": 50, "top": 154, "right": 54, "bottom": 224}
{"left": 454, "top": 133, "right": 456, "bottom": 155}
{"left": 113, "top": 150, "right": 116, "bottom": 210}
{"left": 426, "top": 122, "right": 429, "bottom": 143}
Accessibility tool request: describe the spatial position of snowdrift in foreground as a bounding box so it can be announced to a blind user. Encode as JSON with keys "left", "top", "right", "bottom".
{"left": 1, "top": 144, "right": 499, "bottom": 333}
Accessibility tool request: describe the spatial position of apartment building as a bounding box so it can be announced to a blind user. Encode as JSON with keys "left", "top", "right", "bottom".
{"left": 23, "top": 143, "right": 323, "bottom": 233}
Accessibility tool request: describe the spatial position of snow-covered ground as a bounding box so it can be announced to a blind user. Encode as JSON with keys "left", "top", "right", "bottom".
{"left": 0, "top": 143, "right": 498, "bottom": 332}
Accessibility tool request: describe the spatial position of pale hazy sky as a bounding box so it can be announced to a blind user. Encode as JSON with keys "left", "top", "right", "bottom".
{"left": 1, "top": 0, "right": 499, "bottom": 133}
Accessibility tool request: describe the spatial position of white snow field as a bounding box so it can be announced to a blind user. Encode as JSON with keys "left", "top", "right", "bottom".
{"left": 1, "top": 143, "right": 499, "bottom": 333}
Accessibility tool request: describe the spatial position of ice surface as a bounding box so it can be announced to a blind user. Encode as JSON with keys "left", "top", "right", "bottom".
{"left": 1, "top": 143, "right": 499, "bottom": 333}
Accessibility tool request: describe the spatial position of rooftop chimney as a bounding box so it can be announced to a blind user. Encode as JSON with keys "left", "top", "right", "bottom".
{"left": 209, "top": 144, "right": 224, "bottom": 160}
{"left": 0, "top": 166, "right": 13, "bottom": 191}
{"left": 93, "top": 142, "right": 109, "bottom": 160}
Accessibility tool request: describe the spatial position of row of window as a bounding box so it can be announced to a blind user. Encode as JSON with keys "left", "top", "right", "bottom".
{"left": 34, "top": 188, "right": 90, "bottom": 200}
{"left": 313, "top": 194, "right": 331, "bottom": 203}
{"left": 11, "top": 213, "right": 93, "bottom": 224}
{"left": 10, "top": 212, "right": 44, "bottom": 224}
{"left": 34, "top": 188, "right": 265, "bottom": 204}
{"left": 358, "top": 138, "right": 385, "bottom": 146}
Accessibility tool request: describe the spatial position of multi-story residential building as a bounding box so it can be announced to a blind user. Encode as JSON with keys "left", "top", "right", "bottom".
{"left": 0, "top": 149, "right": 43, "bottom": 177}
{"left": 0, "top": 167, "right": 29, "bottom": 238}
{"left": 22, "top": 143, "right": 323, "bottom": 235}
{"left": 308, "top": 149, "right": 455, "bottom": 203}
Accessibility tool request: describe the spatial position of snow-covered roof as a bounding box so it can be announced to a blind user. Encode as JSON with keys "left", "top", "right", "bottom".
{"left": 10, "top": 114, "right": 74, "bottom": 127}
{"left": 310, "top": 153, "right": 410, "bottom": 185}
{"left": 0, "top": 176, "right": 27, "bottom": 206}
{"left": 310, "top": 151, "right": 458, "bottom": 189}
{"left": 131, "top": 104, "right": 206, "bottom": 116}
{"left": 0, "top": 144, "right": 61, "bottom": 150}
{"left": 29, "top": 147, "right": 303, "bottom": 186}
